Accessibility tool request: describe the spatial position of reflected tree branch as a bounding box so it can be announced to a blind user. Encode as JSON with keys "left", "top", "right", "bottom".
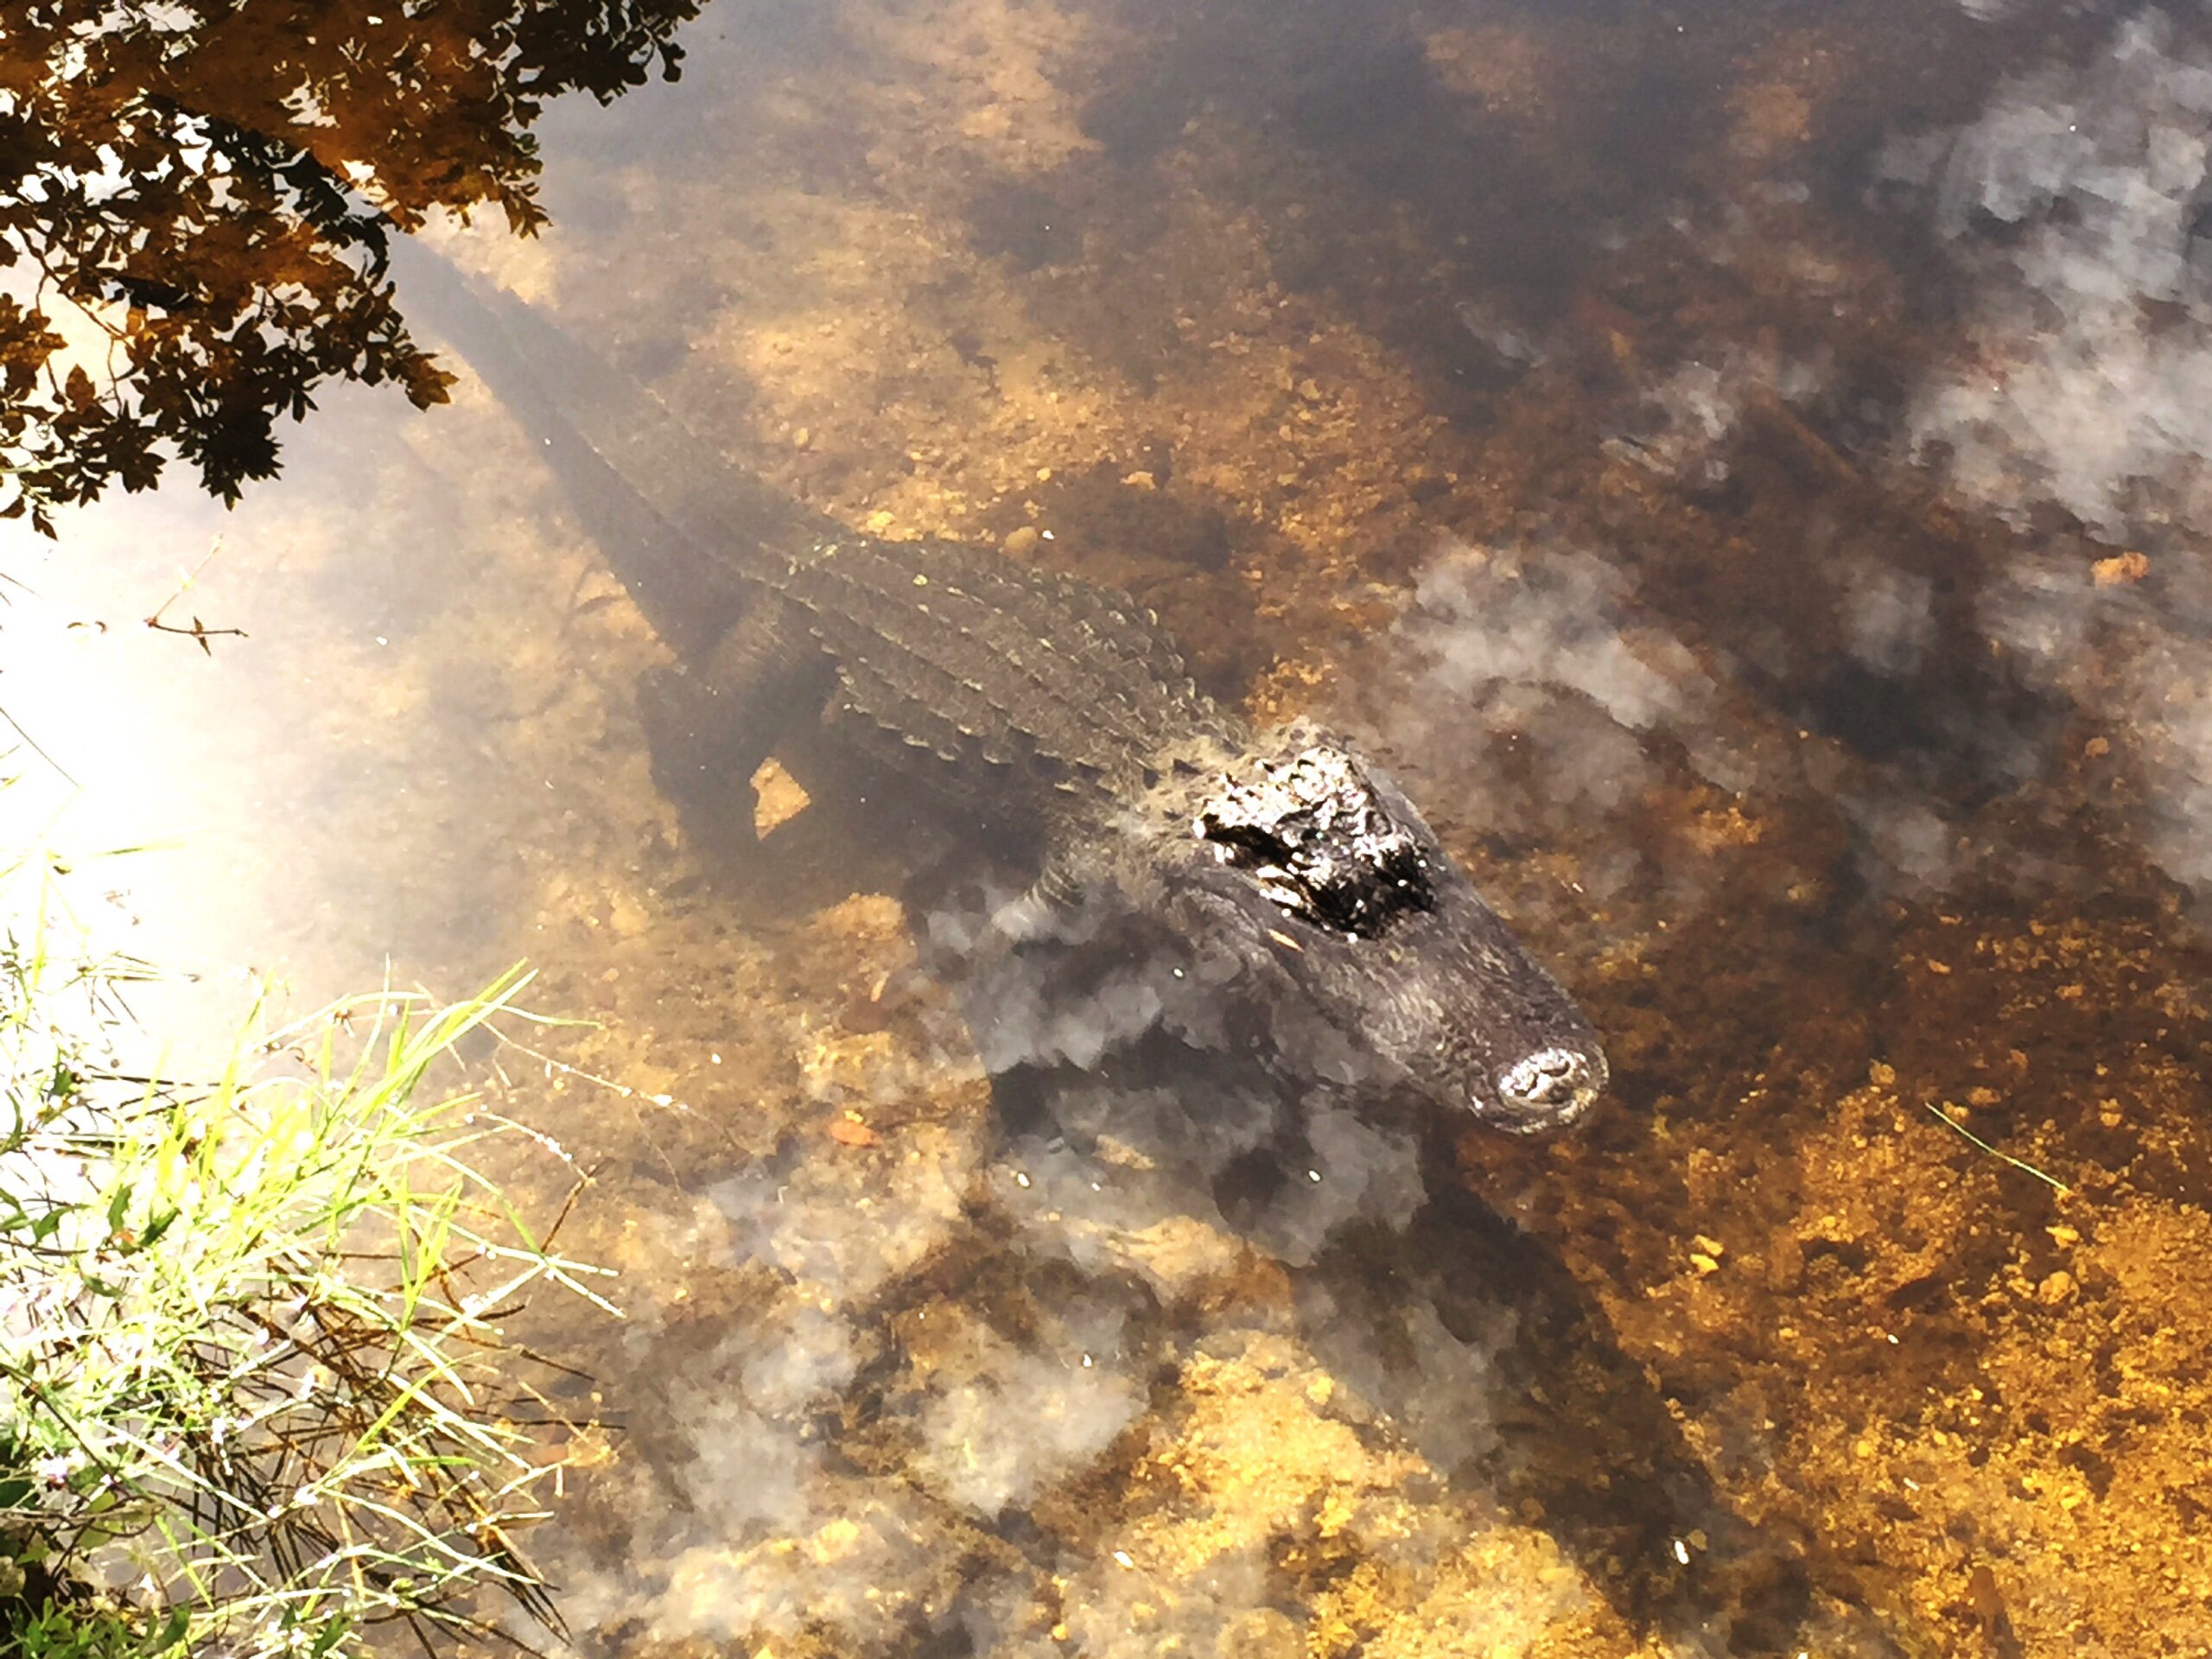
{"left": 0, "top": 0, "right": 706, "bottom": 536}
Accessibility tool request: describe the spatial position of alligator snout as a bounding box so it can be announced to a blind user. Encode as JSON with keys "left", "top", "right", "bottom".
{"left": 1493, "top": 1046, "right": 1606, "bottom": 1132}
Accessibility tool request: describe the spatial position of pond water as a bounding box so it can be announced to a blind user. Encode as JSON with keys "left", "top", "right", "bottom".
{"left": 5, "top": 1, "right": 2211, "bottom": 1654}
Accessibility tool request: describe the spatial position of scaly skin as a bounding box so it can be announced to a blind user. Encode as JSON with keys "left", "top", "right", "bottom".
{"left": 393, "top": 240, "right": 1608, "bottom": 1133}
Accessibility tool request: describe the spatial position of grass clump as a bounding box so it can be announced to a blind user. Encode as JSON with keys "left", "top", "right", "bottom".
{"left": 0, "top": 842, "right": 610, "bottom": 1656}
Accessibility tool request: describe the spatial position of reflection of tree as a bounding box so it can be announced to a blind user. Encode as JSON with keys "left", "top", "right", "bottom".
{"left": 0, "top": 0, "right": 702, "bottom": 534}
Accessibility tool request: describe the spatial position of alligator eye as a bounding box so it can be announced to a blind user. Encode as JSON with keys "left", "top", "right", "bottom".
{"left": 1194, "top": 746, "right": 1434, "bottom": 937}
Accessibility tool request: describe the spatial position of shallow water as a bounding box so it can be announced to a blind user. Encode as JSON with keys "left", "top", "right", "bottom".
{"left": 6, "top": 0, "right": 2212, "bottom": 1654}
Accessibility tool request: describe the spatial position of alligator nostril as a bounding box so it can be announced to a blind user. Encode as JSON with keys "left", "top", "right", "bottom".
{"left": 1497, "top": 1048, "right": 1597, "bottom": 1118}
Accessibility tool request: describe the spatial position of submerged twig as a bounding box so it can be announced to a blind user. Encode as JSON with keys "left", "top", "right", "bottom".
{"left": 0, "top": 702, "right": 79, "bottom": 789}
{"left": 1923, "top": 1102, "right": 2073, "bottom": 1198}
{"left": 144, "top": 537, "right": 248, "bottom": 655}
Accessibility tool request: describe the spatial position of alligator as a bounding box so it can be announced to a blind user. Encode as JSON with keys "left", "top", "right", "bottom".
{"left": 391, "top": 240, "right": 1608, "bottom": 1135}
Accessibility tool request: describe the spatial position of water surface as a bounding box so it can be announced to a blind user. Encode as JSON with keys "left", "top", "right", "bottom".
{"left": 5, "top": 2, "right": 2210, "bottom": 1654}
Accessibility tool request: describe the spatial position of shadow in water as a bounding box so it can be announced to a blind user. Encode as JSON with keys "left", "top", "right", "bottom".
{"left": 1306, "top": 1173, "right": 1891, "bottom": 1657}
{"left": 982, "top": 1031, "right": 1916, "bottom": 1657}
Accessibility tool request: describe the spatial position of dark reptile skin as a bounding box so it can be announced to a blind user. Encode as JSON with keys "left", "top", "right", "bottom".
{"left": 774, "top": 533, "right": 1242, "bottom": 810}
{"left": 394, "top": 239, "right": 1609, "bottom": 1134}
{"left": 401, "top": 243, "right": 1245, "bottom": 819}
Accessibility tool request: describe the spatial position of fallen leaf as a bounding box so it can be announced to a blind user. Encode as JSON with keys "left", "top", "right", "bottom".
{"left": 2091, "top": 550, "right": 2149, "bottom": 586}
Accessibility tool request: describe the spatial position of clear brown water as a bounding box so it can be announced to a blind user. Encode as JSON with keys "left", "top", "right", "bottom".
{"left": 5, "top": 2, "right": 2212, "bottom": 1655}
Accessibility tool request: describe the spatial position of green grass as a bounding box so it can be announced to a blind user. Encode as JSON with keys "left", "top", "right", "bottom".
{"left": 0, "top": 838, "right": 612, "bottom": 1656}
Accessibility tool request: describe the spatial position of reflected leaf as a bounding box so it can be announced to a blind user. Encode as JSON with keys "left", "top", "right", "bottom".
{"left": 0, "top": 0, "right": 705, "bottom": 534}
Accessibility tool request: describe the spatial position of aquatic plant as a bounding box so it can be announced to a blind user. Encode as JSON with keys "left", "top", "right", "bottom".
{"left": 0, "top": 842, "right": 609, "bottom": 1656}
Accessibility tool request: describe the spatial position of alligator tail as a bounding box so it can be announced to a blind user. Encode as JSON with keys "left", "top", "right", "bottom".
{"left": 383, "top": 233, "right": 837, "bottom": 661}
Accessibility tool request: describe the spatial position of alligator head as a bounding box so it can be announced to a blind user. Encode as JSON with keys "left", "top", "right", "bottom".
{"left": 1149, "top": 720, "right": 1608, "bottom": 1135}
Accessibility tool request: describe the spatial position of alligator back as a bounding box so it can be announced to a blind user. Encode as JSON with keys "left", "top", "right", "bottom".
{"left": 779, "top": 534, "right": 1234, "bottom": 805}
{"left": 392, "top": 239, "right": 1243, "bottom": 810}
